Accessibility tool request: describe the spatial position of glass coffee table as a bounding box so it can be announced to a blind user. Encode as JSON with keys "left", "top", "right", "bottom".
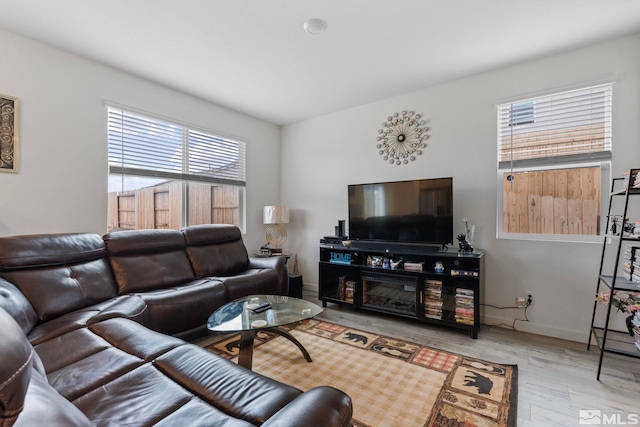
{"left": 207, "top": 295, "right": 323, "bottom": 370}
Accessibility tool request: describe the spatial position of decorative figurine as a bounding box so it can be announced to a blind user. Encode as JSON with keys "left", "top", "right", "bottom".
{"left": 610, "top": 216, "right": 619, "bottom": 235}
{"left": 457, "top": 233, "right": 474, "bottom": 253}
{"left": 434, "top": 261, "right": 444, "bottom": 273}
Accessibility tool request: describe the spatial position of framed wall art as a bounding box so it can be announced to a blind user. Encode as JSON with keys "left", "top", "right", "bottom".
{"left": 0, "top": 93, "right": 18, "bottom": 173}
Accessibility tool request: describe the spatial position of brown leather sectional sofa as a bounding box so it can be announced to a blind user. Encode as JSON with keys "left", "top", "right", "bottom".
{"left": 0, "top": 225, "right": 352, "bottom": 427}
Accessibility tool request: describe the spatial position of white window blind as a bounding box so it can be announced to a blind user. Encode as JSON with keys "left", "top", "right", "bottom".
{"left": 498, "top": 84, "right": 612, "bottom": 169}
{"left": 108, "top": 107, "right": 246, "bottom": 186}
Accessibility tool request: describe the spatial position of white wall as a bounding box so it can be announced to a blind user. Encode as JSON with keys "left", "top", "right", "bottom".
{"left": 281, "top": 34, "right": 640, "bottom": 342}
{"left": 0, "top": 29, "right": 281, "bottom": 251}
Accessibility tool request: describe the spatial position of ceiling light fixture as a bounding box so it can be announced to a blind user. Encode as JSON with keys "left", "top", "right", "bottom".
{"left": 303, "top": 19, "right": 327, "bottom": 35}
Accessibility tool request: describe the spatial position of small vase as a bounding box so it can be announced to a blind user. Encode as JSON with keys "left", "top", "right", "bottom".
{"left": 626, "top": 314, "right": 635, "bottom": 337}
{"left": 466, "top": 224, "right": 476, "bottom": 246}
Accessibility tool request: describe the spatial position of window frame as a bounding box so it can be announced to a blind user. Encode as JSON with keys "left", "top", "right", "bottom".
{"left": 496, "top": 161, "right": 610, "bottom": 243}
{"left": 106, "top": 102, "right": 247, "bottom": 232}
{"left": 496, "top": 83, "right": 613, "bottom": 243}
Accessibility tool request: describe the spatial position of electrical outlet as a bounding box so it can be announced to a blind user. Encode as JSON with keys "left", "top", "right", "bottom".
{"left": 515, "top": 297, "right": 526, "bottom": 308}
{"left": 526, "top": 292, "right": 534, "bottom": 306}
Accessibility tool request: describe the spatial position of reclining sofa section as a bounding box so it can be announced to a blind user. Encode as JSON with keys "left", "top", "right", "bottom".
{"left": 0, "top": 225, "right": 352, "bottom": 427}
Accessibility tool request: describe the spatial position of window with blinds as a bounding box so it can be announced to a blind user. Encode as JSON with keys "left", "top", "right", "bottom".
{"left": 106, "top": 106, "right": 246, "bottom": 231}
{"left": 498, "top": 84, "right": 612, "bottom": 167}
{"left": 496, "top": 83, "right": 612, "bottom": 240}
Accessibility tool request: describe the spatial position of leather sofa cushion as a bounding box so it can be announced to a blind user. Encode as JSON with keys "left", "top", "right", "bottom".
{"left": 2, "top": 258, "right": 118, "bottom": 322}
{"left": 104, "top": 229, "right": 195, "bottom": 293}
{"left": 135, "top": 279, "right": 228, "bottom": 335}
{"left": 27, "top": 296, "right": 142, "bottom": 346}
{"left": 153, "top": 398, "right": 255, "bottom": 427}
{"left": 90, "top": 318, "right": 185, "bottom": 362}
{"left": 0, "top": 233, "right": 105, "bottom": 270}
{"left": 35, "top": 327, "right": 113, "bottom": 374}
{"left": 36, "top": 318, "right": 185, "bottom": 403}
{"left": 63, "top": 318, "right": 300, "bottom": 426}
{"left": 217, "top": 269, "right": 280, "bottom": 301}
{"left": 182, "top": 225, "right": 250, "bottom": 277}
{"left": 49, "top": 346, "right": 144, "bottom": 401}
{"left": 154, "top": 345, "right": 302, "bottom": 425}
{"left": 72, "top": 363, "right": 212, "bottom": 426}
{"left": 0, "top": 233, "right": 118, "bottom": 322}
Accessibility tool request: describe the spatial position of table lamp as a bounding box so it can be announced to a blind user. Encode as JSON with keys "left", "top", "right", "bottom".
{"left": 263, "top": 206, "right": 289, "bottom": 253}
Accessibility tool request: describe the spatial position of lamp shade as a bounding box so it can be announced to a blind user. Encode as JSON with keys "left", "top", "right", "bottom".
{"left": 263, "top": 206, "right": 289, "bottom": 224}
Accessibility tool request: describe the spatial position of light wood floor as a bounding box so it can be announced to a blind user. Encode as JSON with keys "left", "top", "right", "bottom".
{"left": 301, "top": 290, "right": 640, "bottom": 427}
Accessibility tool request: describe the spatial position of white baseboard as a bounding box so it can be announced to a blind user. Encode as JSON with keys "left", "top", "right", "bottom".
{"left": 481, "top": 314, "right": 587, "bottom": 343}
{"left": 302, "top": 281, "right": 586, "bottom": 343}
{"left": 303, "top": 283, "right": 319, "bottom": 293}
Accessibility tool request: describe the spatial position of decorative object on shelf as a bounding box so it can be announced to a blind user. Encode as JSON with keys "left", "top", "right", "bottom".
{"left": 0, "top": 93, "right": 18, "bottom": 173}
{"left": 626, "top": 314, "right": 635, "bottom": 336}
{"left": 595, "top": 291, "right": 640, "bottom": 336}
{"left": 609, "top": 215, "right": 620, "bottom": 235}
{"left": 595, "top": 291, "right": 640, "bottom": 314}
{"left": 292, "top": 253, "right": 300, "bottom": 275}
{"left": 434, "top": 261, "right": 444, "bottom": 273}
{"left": 376, "top": 110, "right": 429, "bottom": 165}
{"left": 259, "top": 247, "right": 271, "bottom": 256}
{"left": 367, "top": 256, "right": 383, "bottom": 267}
{"left": 263, "top": 205, "right": 289, "bottom": 253}
{"left": 338, "top": 276, "right": 346, "bottom": 300}
{"left": 456, "top": 233, "right": 474, "bottom": 252}
{"left": 463, "top": 218, "right": 475, "bottom": 246}
{"left": 623, "top": 218, "right": 636, "bottom": 236}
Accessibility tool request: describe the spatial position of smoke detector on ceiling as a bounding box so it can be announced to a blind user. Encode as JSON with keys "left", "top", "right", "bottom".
{"left": 303, "top": 19, "right": 327, "bottom": 35}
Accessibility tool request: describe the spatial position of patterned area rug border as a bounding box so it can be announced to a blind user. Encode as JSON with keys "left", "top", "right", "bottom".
{"left": 204, "top": 319, "right": 518, "bottom": 427}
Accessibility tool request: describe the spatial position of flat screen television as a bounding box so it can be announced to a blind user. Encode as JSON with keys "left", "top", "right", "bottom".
{"left": 348, "top": 177, "right": 453, "bottom": 245}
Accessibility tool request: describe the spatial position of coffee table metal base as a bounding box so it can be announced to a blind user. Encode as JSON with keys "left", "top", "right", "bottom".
{"left": 238, "top": 327, "right": 312, "bottom": 370}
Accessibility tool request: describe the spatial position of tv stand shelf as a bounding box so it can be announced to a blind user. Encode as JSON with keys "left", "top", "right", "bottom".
{"left": 318, "top": 242, "right": 484, "bottom": 338}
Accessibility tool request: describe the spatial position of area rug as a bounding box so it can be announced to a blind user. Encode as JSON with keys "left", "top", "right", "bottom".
{"left": 202, "top": 319, "right": 517, "bottom": 427}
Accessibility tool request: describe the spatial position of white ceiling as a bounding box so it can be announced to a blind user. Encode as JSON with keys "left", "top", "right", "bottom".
{"left": 1, "top": 0, "right": 640, "bottom": 126}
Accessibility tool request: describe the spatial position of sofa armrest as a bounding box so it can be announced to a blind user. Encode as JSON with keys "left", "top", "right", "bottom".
{"left": 249, "top": 256, "right": 289, "bottom": 295}
{"left": 0, "top": 278, "right": 38, "bottom": 335}
{"left": 261, "top": 386, "right": 352, "bottom": 427}
{"left": 87, "top": 295, "right": 149, "bottom": 326}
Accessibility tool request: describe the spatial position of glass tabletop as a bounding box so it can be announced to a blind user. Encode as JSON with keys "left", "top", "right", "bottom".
{"left": 207, "top": 295, "right": 323, "bottom": 332}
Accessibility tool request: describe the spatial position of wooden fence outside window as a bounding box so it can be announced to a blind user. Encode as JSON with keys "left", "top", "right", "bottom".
{"left": 502, "top": 166, "right": 600, "bottom": 235}
{"left": 107, "top": 182, "right": 239, "bottom": 231}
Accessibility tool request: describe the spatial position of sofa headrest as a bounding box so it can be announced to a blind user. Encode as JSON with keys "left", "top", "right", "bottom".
{"left": 0, "top": 306, "right": 33, "bottom": 427}
{"left": 0, "top": 233, "right": 105, "bottom": 271}
{"left": 103, "top": 229, "right": 186, "bottom": 255}
{"left": 181, "top": 224, "right": 242, "bottom": 246}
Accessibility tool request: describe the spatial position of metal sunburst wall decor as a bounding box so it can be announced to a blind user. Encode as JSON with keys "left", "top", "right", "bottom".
{"left": 376, "top": 110, "right": 429, "bottom": 165}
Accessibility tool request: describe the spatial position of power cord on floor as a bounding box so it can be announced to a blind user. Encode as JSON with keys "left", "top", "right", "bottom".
{"left": 481, "top": 296, "right": 531, "bottom": 331}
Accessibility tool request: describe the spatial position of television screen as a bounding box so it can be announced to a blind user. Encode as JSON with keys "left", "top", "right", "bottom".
{"left": 348, "top": 177, "right": 453, "bottom": 244}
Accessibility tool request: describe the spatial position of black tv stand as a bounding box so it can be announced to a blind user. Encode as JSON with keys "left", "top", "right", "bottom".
{"left": 318, "top": 240, "right": 484, "bottom": 338}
